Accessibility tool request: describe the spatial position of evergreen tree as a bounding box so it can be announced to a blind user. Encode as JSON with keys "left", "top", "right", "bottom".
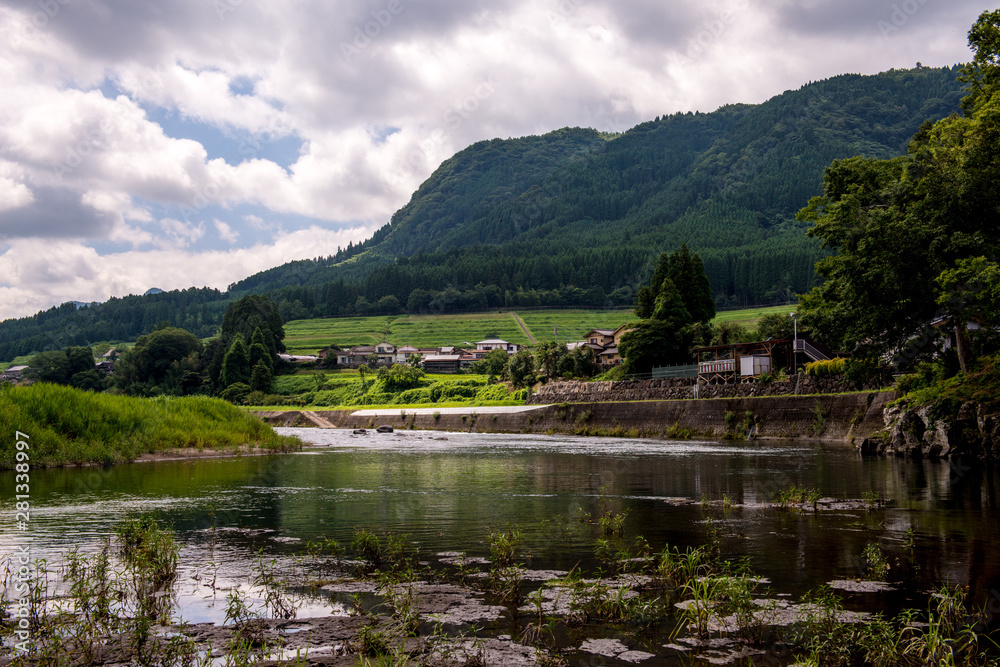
{"left": 249, "top": 326, "right": 273, "bottom": 372}
{"left": 651, "top": 278, "right": 691, "bottom": 326}
{"left": 249, "top": 359, "right": 273, "bottom": 393}
{"left": 221, "top": 334, "right": 250, "bottom": 388}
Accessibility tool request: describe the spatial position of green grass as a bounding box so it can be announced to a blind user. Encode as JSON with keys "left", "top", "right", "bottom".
{"left": 283, "top": 312, "right": 529, "bottom": 354}
{"left": 0, "top": 355, "right": 33, "bottom": 372}
{"left": 255, "top": 370, "right": 528, "bottom": 410}
{"left": 517, "top": 309, "right": 635, "bottom": 343}
{"left": 711, "top": 305, "right": 796, "bottom": 328}
{"left": 0, "top": 383, "right": 301, "bottom": 469}
{"left": 281, "top": 306, "right": 794, "bottom": 355}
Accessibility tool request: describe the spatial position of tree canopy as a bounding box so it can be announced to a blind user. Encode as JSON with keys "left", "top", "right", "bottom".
{"left": 799, "top": 10, "right": 1000, "bottom": 371}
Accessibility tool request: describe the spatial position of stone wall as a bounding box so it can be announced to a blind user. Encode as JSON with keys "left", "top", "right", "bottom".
{"left": 257, "top": 390, "right": 896, "bottom": 444}
{"left": 528, "top": 375, "right": 880, "bottom": 404}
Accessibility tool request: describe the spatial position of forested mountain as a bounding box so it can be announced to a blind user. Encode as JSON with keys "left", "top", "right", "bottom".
{"left": 0, "top": 65, "right": 967, "bottom": 361}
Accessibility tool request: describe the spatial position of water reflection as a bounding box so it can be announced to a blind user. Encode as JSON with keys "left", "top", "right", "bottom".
{"left": 1, "top": 428, "right": 998, "bottom": 614}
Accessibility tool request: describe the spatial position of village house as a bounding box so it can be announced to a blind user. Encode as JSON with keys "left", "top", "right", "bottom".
{"left": 570, "top": 323, "right": 635, "bottom": 368}
{"left": 1, "top": 365, "right": 28, "bottom": 381}
{"left": 583, "top": 329, "right": 616, "bottom": 347}
{"left": 422, "top": 354, "right": 463, "bottom": 374}
{"left": 473, "top": 339, "right": 519, "bottom": 359}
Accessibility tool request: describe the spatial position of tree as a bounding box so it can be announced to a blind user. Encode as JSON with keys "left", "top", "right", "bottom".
{"left": 798, "top": 12, "right": 1000, "bottom": 364}
{"left": 508, "top": 350, "right": 536, "bottom": 389}
{"left": 559, "top": 345, "right": 597, "bottom": 378}
{"left": 935, "top": 257, "right": 1000, "bottom": 370}
{"left": 212, "top": 295, "right": 284, "bottom": 390}
{"left": 634, "top": 244, "right": 715, "bottom": 324}
{"left": 470, "top": 347, "right": 508, "bottom": 376}
{"left": 619, "top": 320, "right": 695, "bottom": 375}
{"left": 29, "top": 349, "right": 71, "bottom": 384}
{"left": 377, "top": 364, "right": 424, "bottom": 391}
{"left": 221, "top": 334, "right": 250, "bottom": 388}
{"left": 535, "top": 341, "right": 567, "bottom": 379}
{"left": 249, "top": 326, "right": 274, "bottom": 373}
{"left": 219, "top": 295, "right": 285, "bottom": 353}
{"left": 113, "top": 328, "right": 203, "bottom": 396}
{"left": 249, "top": 359, "right": 273, "bottom": 393}
{"left": 755, "top": 313, "right": 797, "bottom": 341}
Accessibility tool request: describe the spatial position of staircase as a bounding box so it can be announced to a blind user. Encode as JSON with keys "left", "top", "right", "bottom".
{"left": 794, "top": 338, "right": 830, "bottom": 362}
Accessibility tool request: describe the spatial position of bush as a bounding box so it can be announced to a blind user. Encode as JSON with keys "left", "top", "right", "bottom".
{"left": 397, "top": 388, "right": 434, "bottom": 404}
{"left": 439, "top": 385, "right": 477, "bottom": 400}
{"left": 843, "top": 358, "right": 890, "bottom": 388}
{"left": 804, "top": 358, "right": 847, "bottom": 377}
{"left": 220, "top": 382, "right": 252, "bottom": 404}
{"left": 376, "top": 364, "right": 424, "bottom": 391}
{"left": 475, "top": 383, "right": 513, "bottom": 402}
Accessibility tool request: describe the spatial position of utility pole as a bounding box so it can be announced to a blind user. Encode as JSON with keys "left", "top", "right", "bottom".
{"left": 790, "top": 312, "right": 798, "bottom": 372}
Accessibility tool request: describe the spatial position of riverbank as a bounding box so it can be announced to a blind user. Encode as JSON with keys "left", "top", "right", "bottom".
{"left": 0, "top": 383, "right": 301, "bottom": 469}
{"left": 256, "top": 390, "right": 896, "bottom": 443}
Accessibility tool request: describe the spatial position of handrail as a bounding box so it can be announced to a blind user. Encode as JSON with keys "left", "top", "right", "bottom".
{"left": 794, "top": 339, "right": 829, "bottom": 361}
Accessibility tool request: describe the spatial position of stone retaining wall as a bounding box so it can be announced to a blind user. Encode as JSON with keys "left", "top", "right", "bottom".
{"left": 257, "top": 390, "right": 896, "bottom": 444}
{"left": 527, "top": 375, "right": 882, "bottom": 404}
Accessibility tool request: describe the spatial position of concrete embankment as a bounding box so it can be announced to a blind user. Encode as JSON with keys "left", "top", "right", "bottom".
{"left": 256, "top": 391, "right": 897, "bottom": 444}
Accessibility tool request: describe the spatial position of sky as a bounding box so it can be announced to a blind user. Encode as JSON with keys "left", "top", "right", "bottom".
{"left": 0, "top": 0, "right": 986, "bottom": 321}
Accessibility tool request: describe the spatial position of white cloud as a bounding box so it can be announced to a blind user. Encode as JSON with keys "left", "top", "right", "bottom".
{"left": 214, "top": 219, "right": 239, "bottom": 243}
{"left": 0, "top": 224, "right": 378, "bottom": 319}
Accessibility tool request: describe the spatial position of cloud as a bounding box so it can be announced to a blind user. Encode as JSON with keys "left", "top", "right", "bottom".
{"left": 0, "top": 223, "right": 378, "bottom": 320}
{"left": 214, "top": 219, "right": 239, "bottom": 243}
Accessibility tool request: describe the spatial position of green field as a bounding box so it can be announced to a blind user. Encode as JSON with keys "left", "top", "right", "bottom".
{"left": 281, "top": 305, "right": 790, "bottom": 355}
{"left": 283, "top": 312, "right": 531, "bottom": 354}
{"left": 711, "top": 305, "right": 797, "bottom": 328}
{"left": 516, "top": 309, "right": 636, "bottom": 343}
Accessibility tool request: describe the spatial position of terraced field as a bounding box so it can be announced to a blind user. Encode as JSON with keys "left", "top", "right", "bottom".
{"left": 282, "top": 305, "right": 787, "bottom": 355}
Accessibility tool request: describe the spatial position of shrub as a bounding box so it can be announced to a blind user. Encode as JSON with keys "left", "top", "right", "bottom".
{"left": 805, "top": 358, "right": 847, "bottom": 377}
{"left": 220, "top": 382, "right": 252, "bottom": 404}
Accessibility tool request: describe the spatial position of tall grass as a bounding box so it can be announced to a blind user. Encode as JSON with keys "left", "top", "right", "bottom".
{"left": 0, "top": 383, "right": 300, "bottom": 468}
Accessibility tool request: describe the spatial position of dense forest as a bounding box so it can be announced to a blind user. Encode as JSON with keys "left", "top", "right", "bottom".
{"left": 0, "top": 65, "right": 967, "bottom": 361}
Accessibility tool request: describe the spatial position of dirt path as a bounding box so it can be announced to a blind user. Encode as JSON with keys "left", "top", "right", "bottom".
{"left": 300, "top": 411, "right": 338, "bottom": 428}
{"left": 511, "top": 312, "right": 535, "bottom": 344}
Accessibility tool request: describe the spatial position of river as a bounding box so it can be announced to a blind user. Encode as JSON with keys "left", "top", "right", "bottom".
{"left": 2, "top": 428, "right": 998, "bottom": 663}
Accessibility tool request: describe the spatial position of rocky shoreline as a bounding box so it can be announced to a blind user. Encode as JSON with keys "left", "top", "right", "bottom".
{"left": 860, "top": 400, "right": 1000, "bottom": 460}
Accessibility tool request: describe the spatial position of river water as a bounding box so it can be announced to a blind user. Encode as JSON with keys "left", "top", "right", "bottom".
{"left": 2, "top": 428, "right": 999, "bottom": 660}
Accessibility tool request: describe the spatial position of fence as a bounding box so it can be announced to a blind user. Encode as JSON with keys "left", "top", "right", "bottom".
{"left": 651, "top": 363, "right": 699, "bottom": 379}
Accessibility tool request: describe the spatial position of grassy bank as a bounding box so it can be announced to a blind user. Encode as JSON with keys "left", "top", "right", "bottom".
{"left": 253, "top": 370, "right": 528, "bottom": 410}
{"left": 0, "top": 383, "right": 301, "bottom": 469}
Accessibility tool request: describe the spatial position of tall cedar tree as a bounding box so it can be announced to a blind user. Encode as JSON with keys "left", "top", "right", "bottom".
{"left": 221, "top": 334, "right": 251, "bottom": 388}
{"left": 636, "top": 244, "right": 715, "bottom": 323}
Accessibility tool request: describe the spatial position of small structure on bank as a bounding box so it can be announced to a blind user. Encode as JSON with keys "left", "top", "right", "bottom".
{"left": 695, "top": 336, "right": 831, "bottom": 383}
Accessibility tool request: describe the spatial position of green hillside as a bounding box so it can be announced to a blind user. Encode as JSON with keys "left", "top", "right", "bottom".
{"left": 0, "top": 66, "right": 966, "bottom": 362}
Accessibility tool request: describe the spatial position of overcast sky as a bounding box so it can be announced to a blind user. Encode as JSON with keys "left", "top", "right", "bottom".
{"left": 0, "top": 0, "right": 985, "bottom": 320}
